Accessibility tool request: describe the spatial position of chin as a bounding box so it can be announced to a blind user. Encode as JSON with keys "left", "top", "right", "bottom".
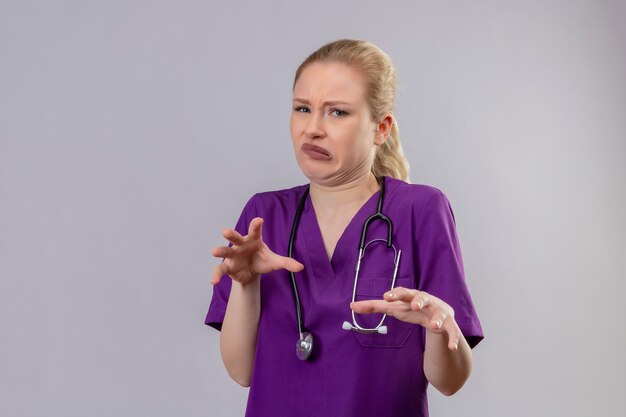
{"left": 297, "top": 163, "right": 330, "bottom": 182}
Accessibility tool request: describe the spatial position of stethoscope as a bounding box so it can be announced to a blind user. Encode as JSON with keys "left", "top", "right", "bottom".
{"left": 288, "top": 175, "right": 402, "bottom": 361}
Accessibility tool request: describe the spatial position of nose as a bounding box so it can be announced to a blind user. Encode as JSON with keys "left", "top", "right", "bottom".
{"left": 304, "top": 112, "right": 325, "bottom": 140}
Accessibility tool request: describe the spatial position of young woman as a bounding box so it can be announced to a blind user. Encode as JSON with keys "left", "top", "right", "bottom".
{"left": 205, "top": 38, "right": 484, "bottom": 417}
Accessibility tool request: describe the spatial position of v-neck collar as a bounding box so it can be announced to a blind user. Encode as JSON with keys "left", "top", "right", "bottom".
{"left": 300, "top": 176, "right": 388, "bottom": 292}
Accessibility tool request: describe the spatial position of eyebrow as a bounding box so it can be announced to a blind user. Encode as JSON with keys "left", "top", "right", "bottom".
{"left": 292, "top": 98, "right": 352, "bottom": 106}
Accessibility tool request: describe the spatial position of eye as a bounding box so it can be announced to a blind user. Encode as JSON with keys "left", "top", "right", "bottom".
{"left": 293, "top": 106, "right": 309, "bottom": 113}
{"left": 330, "top": 108, "right": 348, "bottom": 117}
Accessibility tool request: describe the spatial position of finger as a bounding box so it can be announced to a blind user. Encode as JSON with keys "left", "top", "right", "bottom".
{"left": 443, "top": 319, "right": 462, "bottom": 351}
{"left": 428, "top": 309, "right": 449, "bottom": 333}
{"left": 383, "top": 287, "right": 419, "bottom": 303}
{"left": 350, "top": 299, "right": 404, "bottom": 315}
{"left": 211, "top": 263, "right": 229, "bottom": 285}
{"left": 384, "top": 288, "right": 432, "bottom": 311}
{"left": 350, "top": 299, "right": 388, "bottom": 314}
{"left": 248, "top": 217, "right": 263, "bottom": 239}
{"left": 410, "top": 292, "right": 433, "bottom": 311}
{"left": 222, "top": 228, "right": 245, "bottom": 246}
{"left": 211, "top": 245, "right": 236, "bottom": 259}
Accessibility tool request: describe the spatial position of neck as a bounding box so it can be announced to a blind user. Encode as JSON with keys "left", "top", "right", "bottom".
{"left": 308, "top": 172, "right": 381, "bottom": 214}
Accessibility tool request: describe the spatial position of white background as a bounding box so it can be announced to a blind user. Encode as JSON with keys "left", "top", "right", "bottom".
{"left": 1, "top": 1, "right": 625, "bottom": 416}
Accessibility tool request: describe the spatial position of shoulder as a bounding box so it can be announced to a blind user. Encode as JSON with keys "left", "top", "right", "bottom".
{"left": 246, "top": 182, "right": 309, "bottom": 213}
{"left": 385, "top": 177, "right": 458, "bottom": 228}
{"left": 387, "top": 177, "right": 450, "bottom": 210}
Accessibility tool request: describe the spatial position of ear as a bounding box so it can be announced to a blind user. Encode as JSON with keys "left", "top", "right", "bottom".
{"left": 374, "top": 114, "right": 394, "bottom": 146}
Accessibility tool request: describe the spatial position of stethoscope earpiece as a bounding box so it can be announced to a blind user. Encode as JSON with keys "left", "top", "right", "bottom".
{"left": 341, "top": 321, "right": 388, "bottom": 334}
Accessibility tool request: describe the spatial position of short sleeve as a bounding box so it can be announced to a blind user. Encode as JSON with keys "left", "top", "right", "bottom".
{"left": 415, "top": 190, "right": 484, "bottom": 348}
{"left": 203, "top": 193, "right": 258, "bottom": 331}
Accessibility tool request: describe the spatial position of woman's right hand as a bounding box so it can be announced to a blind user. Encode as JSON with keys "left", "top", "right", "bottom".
{"left": 210, "top": 217, "right": 304, "bottom": 286}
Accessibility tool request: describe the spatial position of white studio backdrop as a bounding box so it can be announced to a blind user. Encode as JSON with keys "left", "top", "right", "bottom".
{"left": 1, "top": 1, "right": 625, "bottom": 416}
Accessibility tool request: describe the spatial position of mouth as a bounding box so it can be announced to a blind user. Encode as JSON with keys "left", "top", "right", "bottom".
{"left": 301, "top": 143, "right": 331, "bottom": 160}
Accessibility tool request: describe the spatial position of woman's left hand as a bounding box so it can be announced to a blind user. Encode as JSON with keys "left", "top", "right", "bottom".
{"left": 350, "top": 287, "right": 462, "bottom": 351}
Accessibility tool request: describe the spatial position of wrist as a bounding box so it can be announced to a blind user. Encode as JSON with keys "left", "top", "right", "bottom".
{"left": 234, "top": 274, "right": 261, "bottom": 290}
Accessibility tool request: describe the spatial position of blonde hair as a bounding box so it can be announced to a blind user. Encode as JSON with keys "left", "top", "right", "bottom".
{"left": 292, "top": 39, "right": 411, "bottom": 183}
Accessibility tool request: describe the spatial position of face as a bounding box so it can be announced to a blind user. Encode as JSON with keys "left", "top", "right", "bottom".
{"left": 290, "top": 62, "right": 383, "bottom": 186}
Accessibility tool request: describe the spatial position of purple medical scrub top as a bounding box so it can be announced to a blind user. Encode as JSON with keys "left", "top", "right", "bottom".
{"left": 205, "top": 176, "right": 484, "bottom": 417}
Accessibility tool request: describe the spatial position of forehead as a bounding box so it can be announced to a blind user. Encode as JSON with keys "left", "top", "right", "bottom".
{"left": 293, "top": 62, "right": 366, "bottom": 103}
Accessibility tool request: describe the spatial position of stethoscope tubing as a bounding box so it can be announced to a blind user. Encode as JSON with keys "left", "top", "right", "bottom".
{"left": 348, "top": 238, "right": 402, "bottom": 333}
{"left": 289, "top": 175, "right": 397, "bottom": 358}
{"left": 288, "top": 184, "right": 310, "bottom": 340}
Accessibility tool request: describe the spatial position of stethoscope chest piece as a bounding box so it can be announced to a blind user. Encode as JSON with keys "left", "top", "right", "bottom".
{"left": 296, "top": 332, "right": 313, "bottom": 361}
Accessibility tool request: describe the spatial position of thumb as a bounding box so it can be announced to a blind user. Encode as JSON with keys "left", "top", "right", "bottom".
{"left": 277, "top": 256, "right": 304, "bottom": 273}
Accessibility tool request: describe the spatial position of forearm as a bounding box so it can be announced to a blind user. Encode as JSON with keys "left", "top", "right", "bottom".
{"left": 220, "top": 276, "right": 261, "bottom": 387}
{"left": 423, "top": 330, "right": 473, "bottom": 396}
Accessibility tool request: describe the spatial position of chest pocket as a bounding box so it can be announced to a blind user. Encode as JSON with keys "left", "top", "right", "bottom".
{"left": 351, "top": 276, "right": 416, "bottom": 348}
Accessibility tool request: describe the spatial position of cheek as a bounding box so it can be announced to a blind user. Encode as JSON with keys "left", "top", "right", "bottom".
{"left": 290, "top": 116, "right": 305, "bottom": 140}
{"left": 289, "top": 116, "right": 295, "bottom": 136}
{"left": 289, "top": 121, "right": 299, "bottom": 144}
{"left": 343, "top": 127, "right": 372, "bottom": 158}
